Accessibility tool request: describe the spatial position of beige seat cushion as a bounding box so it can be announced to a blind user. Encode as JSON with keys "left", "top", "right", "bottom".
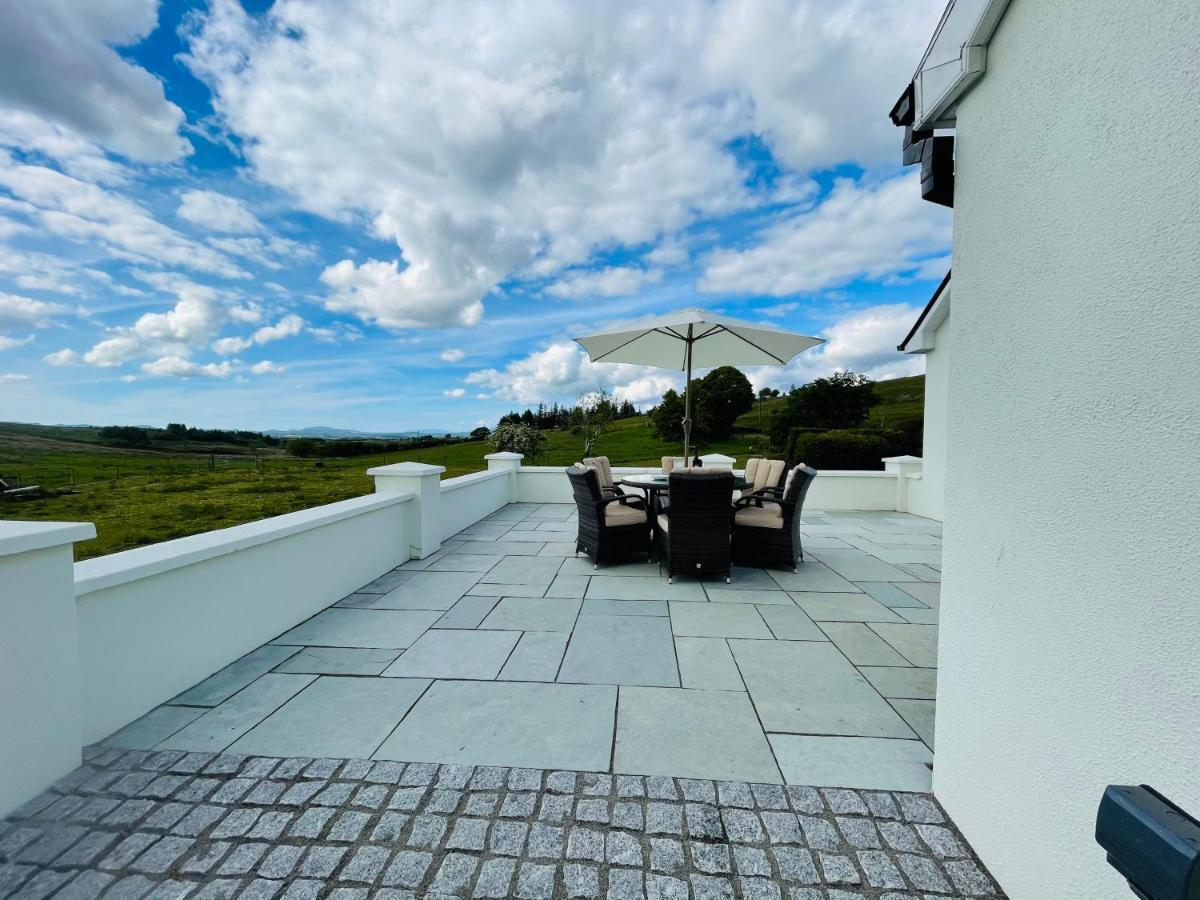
{"left": 735, "top": 502, "right": 784, "bottom": 529}
{"left": 655, "top": 513, "right": 669, "bottom": 532}
{"left": 605, "top": 501, "right": 646, "bottom": 525}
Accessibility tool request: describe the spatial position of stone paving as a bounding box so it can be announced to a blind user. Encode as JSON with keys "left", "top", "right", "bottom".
{"left": 0, "top": 746, "right": 1002, "bottom": 898}
{"left": 94, "top": 504, "right": 944, "bottom": 794}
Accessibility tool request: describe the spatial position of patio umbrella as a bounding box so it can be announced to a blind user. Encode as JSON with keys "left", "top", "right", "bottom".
{"left": 574, "top": 308, "right": 823, "bottom": 462}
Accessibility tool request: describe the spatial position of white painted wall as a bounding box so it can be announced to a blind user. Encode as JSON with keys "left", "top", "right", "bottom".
{"left": 74, "top": 494, "right": 414, "bottom": 744}
{"left": 935, "top": 2, "right": 1200, "bottom": 898}
{"left": 907, "top": 314, "right": 950, "bottom": 521}
{"left": 439, "top": 470, "right": 512, "bottom": 540}
{"left": 0, "top": 523, "right": 93, "bottom": 818}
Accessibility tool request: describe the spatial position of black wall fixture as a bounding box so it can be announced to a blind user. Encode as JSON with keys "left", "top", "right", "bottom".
{"left": 890, "top": 82, "right": 954, "bottom": 208}
{"left": 1096, "top": 785, "right": 1200, "bottom": 899}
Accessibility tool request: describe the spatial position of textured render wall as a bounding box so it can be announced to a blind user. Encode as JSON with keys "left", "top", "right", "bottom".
{"left": 74, "top": 495, "right": 413, "bottom": 744}
{"left": 936, "top": 2, "right": 1200, "bottom": 898}
{"left": 439, "top": 470, "right": 512, "bottom": 540}
{"left": 907, "top": 318, "right": 949, "bottom": 521}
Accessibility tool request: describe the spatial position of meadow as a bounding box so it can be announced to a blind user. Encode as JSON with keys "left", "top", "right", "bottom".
{"left": 0, "top": 375, "right": 923, "bottom": 560}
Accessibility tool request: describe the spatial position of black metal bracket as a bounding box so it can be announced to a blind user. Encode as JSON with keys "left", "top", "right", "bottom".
{"left": 1096, "top": 785, "right": 1200, "bottom": 899}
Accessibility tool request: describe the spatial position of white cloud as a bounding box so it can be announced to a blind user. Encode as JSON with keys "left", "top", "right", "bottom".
{"left": 0, "top": 155, "right": 247, "bottom": 278}
{"left": 252, "top": 314, "right": 304, "bottom": 344}
{"left": 760, "top": 302, "right": 800, "bottom": 318}
{"left": 183, "top": 0, "right": 943, "bottom": 328}
{"left": 443, "top": 387, "right": 466, "bottom": 398}
{"left": 0, "top": 292, "right": 68, "bottom": 329}
{"left": 700, "top": 173, "right": 952, "bottom": 296}
{"left": 212, "top": 336, "right": 252, "bottom": 356}
{"left": 466, "top": 340, "right": 676, "bottom": 406}
{"left": 439, "top": 348, "right": 465, "bottom": 363}
{"left": 141, "top": 355, "right": 234, "bottom": 379}
{"left": 546, "top": 266, "right": 662, "bottom": 300}
{"left": 177, "top": 190, "right": 263, "bottom": 233}
{"left": 0, "top": 109, "right": 129, "bottom": 184}
{"left": 84, "top": 335, "right": 141, "bottom": 367}
{"left": 250, "top": 360, "right": 285, "bottom": 375}
{"left": 43, "top": 348, "right": 78, "bottom": 365}
{"left": 1, "top": 372, "right": 31, "bottom": 381}
{"left": 0, "top": 334, "right": 33, "bottom": 350}
{"left": 0, "top": 1, "right": 189, "bottom": 162}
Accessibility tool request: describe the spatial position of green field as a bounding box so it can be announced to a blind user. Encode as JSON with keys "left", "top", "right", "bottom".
{"left": 0, "top": 374, "right": 923, "bottom": 560}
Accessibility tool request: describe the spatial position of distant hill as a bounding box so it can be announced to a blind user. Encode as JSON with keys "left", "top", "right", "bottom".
{"left": 265, "top": 426, "right": 469, "bottom": 439}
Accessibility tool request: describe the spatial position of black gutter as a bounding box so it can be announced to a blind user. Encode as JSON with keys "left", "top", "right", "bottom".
{"left": 897, "top": 270, "right": 951, "bottom": 351}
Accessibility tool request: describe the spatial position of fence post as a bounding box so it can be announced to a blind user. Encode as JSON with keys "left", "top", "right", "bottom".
{"left": 368, "top": 462, "right": 446, "bottom": 559}
{"left": 0, "top": 521, "right": 96, "bottom": 817}
{"left": 485, "top": 452, "right": 524, "bottom": 502}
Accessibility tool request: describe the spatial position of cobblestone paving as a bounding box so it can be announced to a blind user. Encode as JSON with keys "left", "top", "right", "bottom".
{"left": 0, "top": 747, "right": 1002, "bottom": 899}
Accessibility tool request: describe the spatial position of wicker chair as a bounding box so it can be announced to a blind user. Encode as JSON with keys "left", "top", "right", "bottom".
{"left": 567, "top": 465, "right": 649, "bottom": 567}
{"left": 732, "top": 464, "right": 817, "bottom": 572}
{"left": 741, "top": 457, "right": 786, "bottom": 497}
{"left": 582, "top": 456, "right": 624, "bottom": 497}
{"left": 661, "top": 456, "right": 701, "bottom": 474}
{"left": 654, "top": 469, "right": 734, "bottom": 583}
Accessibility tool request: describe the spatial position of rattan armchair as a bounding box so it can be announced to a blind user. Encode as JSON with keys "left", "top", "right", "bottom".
{"left": 567, "top": 465, "right": 650, "bottom": 567}
{"left": 654, "top": 469, "right": 734, "bottom": 583}
{"left": 732, "top": 464, "right": 817, "bottom": 572}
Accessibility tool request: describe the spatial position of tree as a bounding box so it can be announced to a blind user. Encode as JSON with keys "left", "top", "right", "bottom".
{"left": 469, "top": 426, "right": 491, "bottom": 441}
{"left": 769, "top": 371, "right": 876, "bottom": 448}
{"left": 489, "top": 421, "right": 548, "bottom": 462}
{"left": 649, "top": 388, "right": 686, "bottom": 441}
{"left": 694, "top": 366, "right": 754, "bottom": 440}
{"left": 571, "top": 389, "right": 617, "bottom": 456}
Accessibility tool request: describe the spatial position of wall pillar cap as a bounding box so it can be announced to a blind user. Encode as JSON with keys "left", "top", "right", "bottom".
{"left": 367, "top": 462, "right": 446, "bottom": 477}
{"left": 881, "top": 455, "right": 924, "bottom": 464}
{"left": 0, "top": 521, "right": 95, "bottom": 557}
{"left": 484, "top": 452, "right": 524, "bottom": 461}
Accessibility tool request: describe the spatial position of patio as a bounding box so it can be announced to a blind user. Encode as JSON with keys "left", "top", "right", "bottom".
{"left": 99, "top": 503, "right": 942, "bottom": 793}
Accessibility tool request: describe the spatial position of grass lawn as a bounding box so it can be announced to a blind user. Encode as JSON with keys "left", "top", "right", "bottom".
{"left": 0, "top": 374, "right": 923, "bottom": 560}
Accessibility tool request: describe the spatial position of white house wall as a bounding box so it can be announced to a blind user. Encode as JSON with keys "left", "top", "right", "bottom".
{"left": 907, "top": 314, "right": 950, "bottom": 521}
{"left": 934, "top": 1, "right": 1200, "bottom": 898}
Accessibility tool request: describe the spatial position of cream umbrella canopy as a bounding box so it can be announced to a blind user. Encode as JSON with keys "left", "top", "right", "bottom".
{"left": 574, "top": 309, "right": 823, "bottom": 462}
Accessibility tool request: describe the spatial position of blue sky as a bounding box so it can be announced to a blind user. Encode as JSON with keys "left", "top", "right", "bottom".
{"left": 0, "top": 0, "right": 949, "bottom": 432}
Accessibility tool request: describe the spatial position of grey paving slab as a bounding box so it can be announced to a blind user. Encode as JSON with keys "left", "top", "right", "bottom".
{"left": 868, "top": 624, "right": 938, "bottom": 668}
{"left": 159, "top": 674, "right": 317, "bottom": 752}
{"left": 673, "top": 638, "right": 744, "bottom": 691}
{"left": 374, "top": 680, "right": 616, "bottom": 771}
{"left": 769, "top": 735, "right": 933, "bottom": 792}
{"left": 537, "top": 542, "right": 581, "bottom": 556}
{"left": 890, "top": 699, "right": 936, "bottom": 749}
{"left": 855, "top": 582, "right": 928, "bottom": 608}
{"left": 544, "top": 574, "right": 589, "bottom": 599}
{"left": 614, "top": 687, "right": 781, "bottom": 783}
{"left": 704, "top": 567, "right": 781, "bottom": 591}
{"left": 229, "top": 676, "right": 430, "bottom": 758}
{"left": 703, "top": 588, "right": 792, "bottom": 605}
{"left": 467, "top": 582, "right": 551, "bottom": 597}
{"left": 756, "top": 606, "right": 825, "bottom": 641}
{"left": 480, "top": 597, "right": 582, "bottom": 632}
{"left": 272, "top": 608, "right": 441, "bottom": 649}
{"left": 558, "top": 557, "right": 656, "bottom": 577}
{"left": 789, "top": 593, "right": 906, "bottom": 623}
{"left": 369, "top": 571, "right": 482, "bottom": 610}
{"left": 171, "top": 645, "right": 300, "bottom": 707}
{"left": 895, "top": 581, "right": 941, "bottom": 607}
{"left": 899, "top": 563, "right": 942, "bottom": 582}
{"left": 557, "top": 614, "right": 679, "bottom": 687}
{"left": 101, "top": 705, "right": 206, "bottom": 750}
{"left": 499, "top": 632, "right": 570, "bottom": 682}
{"left": 729, "top": 641, "right": 916, "bottom": 739}
{"left": 272, "top": 647, "right": 400, "bottom": 676}
{"left": 453, "top": 524, "right": 512, "bottom": 541}
{"left": 817, "top": 623, "right": 911, "bottom": 667}
{"left": 586, "top": 576, "right": 706, "bottom": 602}
{"left": 480, "top": 556, "right": 564, "bottom": 585}
{"left": 767, "top": 563, "right": 861, "bottom": 593}
{"left": 859, "top": 667, "right": 937, "bottom": 700}
{"left": 457, "top": 540, "right": 544, "bottom": 555}
{"left": 668, "top": 603, "right": 772, "bottom": 639}
{"left": 382, "top": 630, "right": 520, "bottom": 679}
{"left": 580, "top": 598, "right": 667, "bottom": 616}
{"left": 809, "top": 550, "right": 912, "bottom": 583}
{"left": 426, "top": 553, "right": 504, "bottom": 572}
{"left": 434, "top": 595, "right": 499, "bottom": 629}
{"left": 896, "top": 606, "right": 939, "bottom": 625}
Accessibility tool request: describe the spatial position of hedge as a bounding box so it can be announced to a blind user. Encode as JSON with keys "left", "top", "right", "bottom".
{"left": 785, "top": 427, "right": 916, "bottom": 470}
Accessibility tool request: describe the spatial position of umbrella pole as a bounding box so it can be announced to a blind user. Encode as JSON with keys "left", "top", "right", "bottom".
{"left": 682, "top": 327, "right": 693, "bottom": 464}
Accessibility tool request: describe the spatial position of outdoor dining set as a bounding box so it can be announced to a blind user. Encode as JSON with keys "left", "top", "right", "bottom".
{"left": 565, "top": 456, "right": 817, "bottom": 583}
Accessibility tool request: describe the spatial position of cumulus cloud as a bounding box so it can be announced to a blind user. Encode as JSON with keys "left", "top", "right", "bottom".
{"left": 250, "top": 360, "right": 285, "bottom": 375}
{"left": 443, "top": 387, "right": 466, "bottom": 398}
{"left": 546, "top": 266, "right": 662, "bottom": 300}
{"left": 700, "top": 173, "right": 951, "bottom": 296}
{"left": 439, "top": 348, "right": 465, "bottom": 363}
{"left": 0, "top": 109, "right": 129, "bottom": 184}
{"left": 0, "top": 292, "right": 69, "bottom": 329}
{"left": 211, "top": 336, "right": 251, "bottom": 356}
{"left": 178, "top": 189, "right": 263, "bottom": 233}
{"left": 43, "top": 348, "right": 78, "bottom": 365}
{"left": 142, "top": 355, "right": 234, "bottom": 378}
{"left": 0, "top": 0, "right": 189, "bottom": 162}
{"left": 183, "top": 0, "right": 942, "bottom": 327}
{"left": 252, "top": 314, "right": 304, "bottom": 344}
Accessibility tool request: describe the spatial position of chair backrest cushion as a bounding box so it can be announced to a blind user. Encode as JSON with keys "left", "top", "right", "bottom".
{"left": 753, "top": 458, "right": 786, "bottom": 491}
{"left": 744, "top": 458, "right": 762, "bottom": 483}
{"left": 582, "top": 456, "right": 614, "bottom": 490}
